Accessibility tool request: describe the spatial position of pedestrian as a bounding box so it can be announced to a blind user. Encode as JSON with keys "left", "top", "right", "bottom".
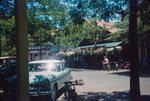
{"left": 102, "top": 56, "right": 110, "bottom": 70}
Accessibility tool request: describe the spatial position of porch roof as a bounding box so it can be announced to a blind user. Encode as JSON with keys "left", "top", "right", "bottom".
{"left": 78, "top": 41, "right": 122, "bottom": 49}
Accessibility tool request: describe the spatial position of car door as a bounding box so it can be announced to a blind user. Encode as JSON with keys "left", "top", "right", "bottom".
{"left": 56, "top": 63, "right": 71, "bottom": 89}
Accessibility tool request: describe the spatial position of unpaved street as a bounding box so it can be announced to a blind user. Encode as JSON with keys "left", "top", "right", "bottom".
{"left": 1, "top": 69, "right": 150, "bottom": 101}
{"left": 58, "top": 69, "right": 150, "bottom": 101}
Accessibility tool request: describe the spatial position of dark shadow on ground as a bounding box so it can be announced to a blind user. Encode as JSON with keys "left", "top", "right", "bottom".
{"left": 30, "top": 87, "right": 67, "bottom": 101}
{"left": 1, "top": 88, "right": 150, "bottom": 101}
{"left": 77, "top": 91, "right": 150, "bottom": 101}
{"left": 140, "top": 66, "right": 150, "bottom": 77}
{"left": 141, "top": 95, "right": 150, "bottom": 101}
{"left": 0, "top": 87, "right": 64, "bottom": 101}
{"left": 78, "top": 91, "right": 130, "bottom": 101}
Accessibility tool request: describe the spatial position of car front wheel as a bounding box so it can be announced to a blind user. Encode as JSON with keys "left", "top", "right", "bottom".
{"left": 50, "top": 85, "right": 57, "bottom": 101}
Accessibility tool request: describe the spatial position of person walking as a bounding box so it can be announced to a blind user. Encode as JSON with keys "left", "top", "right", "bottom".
{"left": 102, "top": 56, "right": 110, "bottom": 70}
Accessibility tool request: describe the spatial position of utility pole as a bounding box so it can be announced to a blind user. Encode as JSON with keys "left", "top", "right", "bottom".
{"left": 129, "top": 0, "right": 141, "bottom": 100}
{"left": 94, "top": 20, "right": 97, "bottom": 49}
{"left": 15, "top": 0, "right": 29, "bottom": 101}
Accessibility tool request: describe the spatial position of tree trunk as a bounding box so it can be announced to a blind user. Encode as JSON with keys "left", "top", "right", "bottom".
{"left": 129, "top": 0, "right": 141, "bottom": 101}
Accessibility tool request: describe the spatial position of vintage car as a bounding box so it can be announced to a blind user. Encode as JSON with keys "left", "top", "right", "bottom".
{"left": 4, "top": 60, "right": 72, "bottom": 101}
{"left": 0, "top": 56, "right": 16, "bottom": 67}
{"left": 0, "top": 56, "right": 16, "bottom": 85}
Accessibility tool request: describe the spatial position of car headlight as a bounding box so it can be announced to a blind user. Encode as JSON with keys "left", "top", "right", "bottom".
{"left": 29, "top": 84, "right": 38, "bottom": 90}
{"left": 39, "top": 79, "right": 50, "bottom": 89}
{"left": 29, "top": 79, "right": 50, "bottom": 91}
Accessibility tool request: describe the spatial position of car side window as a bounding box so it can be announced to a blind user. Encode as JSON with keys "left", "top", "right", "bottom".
{"left": 56, "top": 63, "right": 65, "bottom": 72}
{"left": 56, "top": 64, "right": 62, "bottom": 72}
{"left": 29, "top": 64, "right": 37, "bottom": 71}
{"left": 61, "top": 64, "right": 65, "bottom": 70}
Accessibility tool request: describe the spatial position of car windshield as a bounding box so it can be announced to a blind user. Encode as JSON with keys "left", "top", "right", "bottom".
{"left": 28, "top": 62, "right": 65, "bottom": 72}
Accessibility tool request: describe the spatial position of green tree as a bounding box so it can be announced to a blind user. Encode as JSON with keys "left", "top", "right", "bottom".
{"left": 86, "top": 0, "right": 128, "bottom": 21}
{"left": 0, "top": 0, "right": 15, "bottom": 19}
{"left": 69, "top": 1, "right": 86, "bottom": 25}
{"left": 0, "top": 0, "right": 130, "bottom": 55}
{"left": 83, "top": 20, "right": 105, "bottom": 43}
{"left": 0, "top": 0, "right": 16, "bottom": 56}
{"left": 138, "top": 0, "right": 150, "bottom": 28}
{"left": 27, "top": 0, "right": 68, "bottom": 46}
{"left": 107, "top": 14, "right": 129, "bottom": 42}
{"left": 0, "top": 17, "right": 16, "bottom": 56}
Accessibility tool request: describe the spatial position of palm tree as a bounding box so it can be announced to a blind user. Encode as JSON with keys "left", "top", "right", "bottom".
{"left": 129, "top": 0, "right": 141, "bottom": 100}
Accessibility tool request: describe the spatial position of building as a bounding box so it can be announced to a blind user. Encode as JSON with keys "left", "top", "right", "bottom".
{"left": 28, "top": 45, "right": 59, "bottom": 61}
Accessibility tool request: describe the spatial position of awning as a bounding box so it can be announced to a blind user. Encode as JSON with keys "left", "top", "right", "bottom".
{"left": 96, "top": 41, "right": 122, "bottom": 48}
{"left": 78, "top": 41, "right": 122, "bottom": 49}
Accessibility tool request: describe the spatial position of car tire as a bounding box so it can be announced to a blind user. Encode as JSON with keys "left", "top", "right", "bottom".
{"left": 50, "top": 85, "right": 57, "bottom": 101}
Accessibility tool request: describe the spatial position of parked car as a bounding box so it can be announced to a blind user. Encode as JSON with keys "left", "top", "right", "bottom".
{"left": 4, "top": 60, "right": 72, "bottom": 101}
{"left": 0, "top": 56, "right": 16, "bottom": 67}
{"left": 0, "top": 56, "right": 16, "bottom": 82}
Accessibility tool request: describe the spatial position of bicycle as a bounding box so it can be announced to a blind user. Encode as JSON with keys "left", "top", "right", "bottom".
{"left": 64, "top": 80, "right": 83, "bottom": 101}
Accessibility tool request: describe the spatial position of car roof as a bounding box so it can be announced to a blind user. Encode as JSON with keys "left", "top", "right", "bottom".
{"left": 0, "top": 56, "right": 16, "bottom": 59}
{"left": 29, "top": 60, "right": 64, "bottom": 64}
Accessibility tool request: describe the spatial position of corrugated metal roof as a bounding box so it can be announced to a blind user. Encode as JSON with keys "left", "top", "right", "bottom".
{"left": 78, "top": 41, "right": 122, "bottom": 49}
{"left": 97, "top": 42, "right": 122, "bottom": 48}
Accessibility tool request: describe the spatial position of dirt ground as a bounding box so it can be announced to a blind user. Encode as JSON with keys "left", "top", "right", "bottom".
{"left": 1, "top": 69, "right": 150, "bottom": 101}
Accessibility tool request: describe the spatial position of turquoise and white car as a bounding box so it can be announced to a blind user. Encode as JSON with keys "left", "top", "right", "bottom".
{"left": 4, "top": 60, "right": 72, "bottom": 101}
{"left": 28, "top": 60, "right": 72, "bottom": 100}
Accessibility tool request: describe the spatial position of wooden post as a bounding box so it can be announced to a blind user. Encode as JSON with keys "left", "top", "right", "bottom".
{"left": 129, "top": 0, "right": 141, "bottom": 100}
{"left": 15, "top": 0, "right": 29, "bottom": 101}
{"left": 0, "top": 32, "right": 1, "bottom": 56}
{"left": 0, "top": 27, "right": 3, "bottom": 56}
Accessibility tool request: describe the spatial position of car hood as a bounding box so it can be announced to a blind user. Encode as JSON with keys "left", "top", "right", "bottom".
{"left": 29, "top": 71, "right": 56, "bottom": 84}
